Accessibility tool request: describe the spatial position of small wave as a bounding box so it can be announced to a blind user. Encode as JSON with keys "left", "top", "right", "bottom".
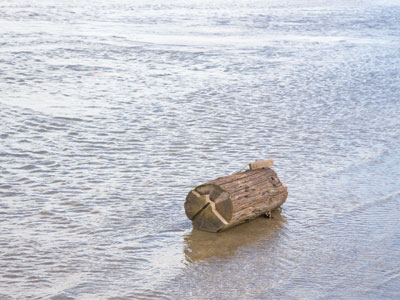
{"left": 17, "top": 164, "right": 38, "bottom": 170}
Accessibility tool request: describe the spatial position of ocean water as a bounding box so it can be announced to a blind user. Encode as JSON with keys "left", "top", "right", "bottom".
{"left": 0, "top": 0, "right": 399, "bottom": 299}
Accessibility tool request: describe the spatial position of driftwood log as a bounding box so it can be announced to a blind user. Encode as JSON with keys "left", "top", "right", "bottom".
{"left": 185, "top": 160, "right": 288, "bottom": 232}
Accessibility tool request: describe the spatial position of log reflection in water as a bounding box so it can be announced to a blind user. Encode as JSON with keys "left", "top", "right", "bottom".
{"left": 184, "top": 210, "right": 287, "bottom": 262}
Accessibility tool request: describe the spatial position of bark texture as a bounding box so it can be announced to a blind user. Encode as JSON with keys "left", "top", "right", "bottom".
{"left": 185, "top": 167, "right": 288, "bottom": 232}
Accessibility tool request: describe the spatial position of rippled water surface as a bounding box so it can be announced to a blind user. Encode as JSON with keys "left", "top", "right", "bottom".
{"left": 1, "top": 0, "right": 400, "bottom": 299}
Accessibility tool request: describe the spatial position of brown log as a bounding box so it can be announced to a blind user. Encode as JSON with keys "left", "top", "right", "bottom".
{"left": 184, "top": 167, "right": 288, "bottom": 232}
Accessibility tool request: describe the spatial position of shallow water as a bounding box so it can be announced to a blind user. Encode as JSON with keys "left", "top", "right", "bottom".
{"left": 0, "top": 0, "right": 399, "bottom": 299}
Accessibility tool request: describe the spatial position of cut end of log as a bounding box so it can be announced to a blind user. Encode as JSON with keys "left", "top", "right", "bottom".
{"left": 185, "top": 184, "right": 232, "bottom": 232}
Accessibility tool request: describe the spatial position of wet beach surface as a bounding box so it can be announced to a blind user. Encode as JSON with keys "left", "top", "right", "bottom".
{"left": 0, "top": 0, "right": 399, "bottom": 299}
